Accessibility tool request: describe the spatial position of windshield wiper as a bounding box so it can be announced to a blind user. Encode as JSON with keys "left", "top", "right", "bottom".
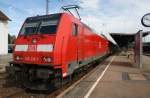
{"left": 36, "top": 21, "right": 42, "bottom": 35}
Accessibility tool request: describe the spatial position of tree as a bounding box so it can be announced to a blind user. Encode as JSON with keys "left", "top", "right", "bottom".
{"left": 8, "top": 34, "right": 16, "bottom": 44}
{"left": 8, "top": 34, "right": 11, "bottom": 44}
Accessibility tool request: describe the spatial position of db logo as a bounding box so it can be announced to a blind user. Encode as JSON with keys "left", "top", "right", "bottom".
{"left": 28, "top": 45, "right": 37, "bottom": 51}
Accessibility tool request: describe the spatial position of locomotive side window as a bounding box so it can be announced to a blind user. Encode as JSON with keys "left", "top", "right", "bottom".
{"left": 72, "top": 24, "right": 78, "bottom": 36}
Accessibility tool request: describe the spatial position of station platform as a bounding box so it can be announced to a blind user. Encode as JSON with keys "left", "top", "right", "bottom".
{"left": 57, "top": 53, "right": 150, "bottom": 98}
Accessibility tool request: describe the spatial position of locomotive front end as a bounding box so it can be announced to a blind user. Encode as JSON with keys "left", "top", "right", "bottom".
{"left": 6, "top": 14, "right": 61, "bottom": 90}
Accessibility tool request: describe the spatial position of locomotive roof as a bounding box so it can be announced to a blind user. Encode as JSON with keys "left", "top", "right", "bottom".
{"left": 26, "top": 13, "right": 62, "bottom": 22}
{"left": 81, "top": 22, "right": 108, "bottom": 39}
{"left": 25, "top": 13, "right": 107, "bottom": 40}
{"left": 82, "top": 23, "right": 94, "bottom": 32}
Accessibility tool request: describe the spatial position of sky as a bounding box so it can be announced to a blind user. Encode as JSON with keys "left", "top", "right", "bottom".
{"left": 0, "top": 0, "right": 150, "bottom": 42}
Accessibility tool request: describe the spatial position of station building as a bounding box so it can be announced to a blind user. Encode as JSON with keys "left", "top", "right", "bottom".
{"left": 0, "top": 11, "right": 9, "bottom": 55}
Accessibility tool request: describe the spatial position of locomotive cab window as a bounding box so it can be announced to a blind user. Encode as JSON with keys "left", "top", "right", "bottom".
{"left": 19, "top": 14, "right": 61, "bottom": 36}
{"left": 20, "top": 22, "right": 39, "bottom": 35}
{"left": 72, "top": 24, "right": 78, "bottom": 36}
{"left": 39, "top": 20, "right": 58, "bottom": 34}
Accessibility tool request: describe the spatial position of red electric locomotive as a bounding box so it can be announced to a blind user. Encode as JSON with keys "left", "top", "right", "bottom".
{"left": 6, "top": 12, "right": 108, "bottom": 90}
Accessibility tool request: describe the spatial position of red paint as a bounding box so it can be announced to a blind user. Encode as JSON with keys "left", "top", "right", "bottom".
{"left": 13, "top": 13, "right": 108, "bottom": 78}
{"left": 28, "top": 45, "right": 37, "bottom": 51}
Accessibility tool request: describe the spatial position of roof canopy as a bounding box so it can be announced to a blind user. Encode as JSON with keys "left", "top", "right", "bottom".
{"left": 0, "top": 11, "right": 10, "bottom": 21}
{"left": 110, "top": 33, "right": 135, "bottom": 48}
{"left": 110, "top": 31, "right": 150, "bottom": 48}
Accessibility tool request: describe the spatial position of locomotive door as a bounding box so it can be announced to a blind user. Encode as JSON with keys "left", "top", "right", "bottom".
{"left": 72, "top": 23, "right": 84, "bottom": 64}
{"left": 77, "top": 26, "right": 84, "bottom": 64}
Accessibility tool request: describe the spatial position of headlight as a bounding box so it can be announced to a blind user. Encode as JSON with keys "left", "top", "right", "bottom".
{"left": 15, "top": 56, "right": 22, "bottom": 61}
{"left": 43, "top": 57, "right": 51, "bottom": 63}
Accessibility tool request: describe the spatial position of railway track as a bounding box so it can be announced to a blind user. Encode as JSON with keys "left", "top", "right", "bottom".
{"left": 0, "top": 72, "right": 87, "bottom": 98}
{"left": 0, "top": 56, "right": 109, "bottom": 98}
{"left": 2, "top": 89, "right": 25, "bottom": 98}
{"left": 144, "top": 53, "right": 150, "bottom": 57}
{"left": 0, "top": 73, "right": 6, "bottom": 88}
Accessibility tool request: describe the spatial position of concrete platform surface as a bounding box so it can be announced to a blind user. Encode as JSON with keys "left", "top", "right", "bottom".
{"left": 59, "top": 54, "right": 150, "bottom": 98}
